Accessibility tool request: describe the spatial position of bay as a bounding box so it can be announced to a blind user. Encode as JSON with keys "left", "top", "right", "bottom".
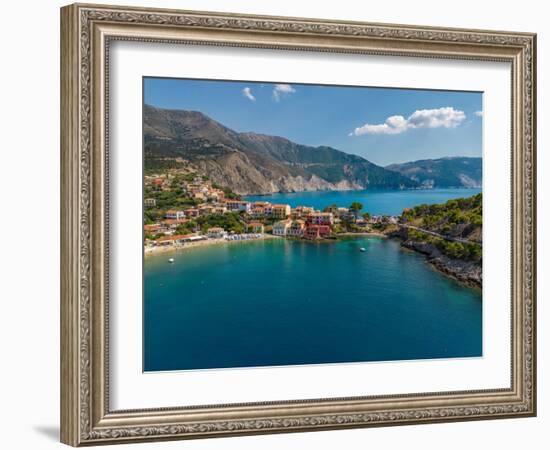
{"left": 244, "top": 187, "right": 481, "bottom": 215}
{"left": 144, "top": 236, "right": 482, "bottom": 372}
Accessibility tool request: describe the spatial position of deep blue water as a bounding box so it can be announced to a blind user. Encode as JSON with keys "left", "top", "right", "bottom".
{"left": 244, "top": 188, "right": 481, "bottom": 216}
{"left": 144, "top": 237, "right": 482, "bottom": 371}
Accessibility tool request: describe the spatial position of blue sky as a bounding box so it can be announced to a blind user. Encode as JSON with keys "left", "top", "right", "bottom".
{"left": 144, "top": 77, "right": 482, "bottom": 166}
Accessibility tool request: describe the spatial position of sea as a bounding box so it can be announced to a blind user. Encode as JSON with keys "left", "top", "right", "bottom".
{"left": 244, "top": 187, "right": 482, "bottom": 216}
{"left": 144, "top": 188, "right": 482, "bottom": 371}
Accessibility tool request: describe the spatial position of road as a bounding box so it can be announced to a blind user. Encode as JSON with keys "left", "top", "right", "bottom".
{"left": 399, "top": 224, "right": 481, "bottom": 246}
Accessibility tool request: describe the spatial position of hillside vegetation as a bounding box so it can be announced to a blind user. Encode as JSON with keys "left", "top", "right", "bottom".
{"left": 395, "top": 194, "right": 482, "bottom": 286}
{"left": 144, "top": 104, "right": 418, "bottom": 195}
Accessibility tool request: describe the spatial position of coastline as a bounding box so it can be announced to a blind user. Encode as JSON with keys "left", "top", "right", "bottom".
{"left": 144, "top": 232, "right": 387, "bottom": 257}
{"left": 145, "top": 231, "right": 480, "bottom": 289}
{"left": 393, "top": 237, "right": 482, "bottom": 290}
{"left": 336, "top": 231, "right": 387, "bottom": 238}
{"left": 242, "top": 186, "right": 481, "bottom": 197}
{"left": 144, "top": 234, "right": 282, "bottom": 257}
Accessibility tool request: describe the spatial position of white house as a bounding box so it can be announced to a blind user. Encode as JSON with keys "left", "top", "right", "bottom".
{"left": 207, "top": 227, "right": 227, "bottom": 239}
{"left": 225, "top": 200, "right": 252, "bottom": 213}
{"left": 272, "top": 219, "right": 292, "bottom": 236}
{"left": 165, "top": 209, "right": 185, "bottom": 220}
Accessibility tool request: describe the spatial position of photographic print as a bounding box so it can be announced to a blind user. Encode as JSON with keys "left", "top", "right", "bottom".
{"left": 61, "top": 6, "right": 536, "bottom": 444}
{"left": 143, "top": 78, "right": 483, "bottom": 372}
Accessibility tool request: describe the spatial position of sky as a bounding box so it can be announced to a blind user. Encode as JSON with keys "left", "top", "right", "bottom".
{"left": 144, "top": 77, "right": 482, "bottom": 167}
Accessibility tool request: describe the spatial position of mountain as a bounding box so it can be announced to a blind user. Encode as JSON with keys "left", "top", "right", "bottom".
{"left": 385, "top": 157, "right": 482, "bottom": 188}
{"left": 144, "top": 104, "right": 418, "bottom": 195}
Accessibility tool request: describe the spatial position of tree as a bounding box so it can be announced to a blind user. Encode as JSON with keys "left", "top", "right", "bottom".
{"left": 176, "top": 222, "right": 196, "bottom": 235}
{"left": 362, "top": 212, "right": 371, "bottom": 221}
{"left": 349, "top": 202, "right": 363, "bottom": 212}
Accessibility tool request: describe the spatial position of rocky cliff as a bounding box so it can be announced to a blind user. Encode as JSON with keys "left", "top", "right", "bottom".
{"left": 144, "top": 104, "right": 418, "bottom": 195}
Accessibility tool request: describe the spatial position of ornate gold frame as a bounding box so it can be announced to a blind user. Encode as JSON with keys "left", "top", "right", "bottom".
{"left": 60, "top": 3, "right": 536, "bottom": 446}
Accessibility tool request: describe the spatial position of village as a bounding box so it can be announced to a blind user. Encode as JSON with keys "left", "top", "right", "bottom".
{"left": 143, "top": 171, "right": 399, "bottom": 253}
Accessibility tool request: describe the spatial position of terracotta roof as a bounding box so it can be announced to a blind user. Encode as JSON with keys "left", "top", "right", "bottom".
{"left": 161, "top": 219, "right": 188, "bottom": 225}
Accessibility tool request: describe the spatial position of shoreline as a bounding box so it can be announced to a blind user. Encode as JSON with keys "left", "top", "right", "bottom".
{"left": 242, "top": 186, "right": 482, "bottom": 197}
{"left": 145, "top": 230, "right": 481, "bottom": 289}
{"left": 145, "top": 234, "right": 282, "bottom": 256}
{"left": 144, "top": 231, "right": 385, "bottom": 256}
{"left": 335, "top": 231, "right": 387, "bottom": 238}
{"left": 389, "top": 236, "right": 482, "bottom": 290}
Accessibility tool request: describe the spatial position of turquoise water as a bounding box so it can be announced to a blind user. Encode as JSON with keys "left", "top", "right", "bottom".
{"left": 244, "top": 188, "right": 481, "bottom": 215}
{"left": 144, "top": 237, "right": 482, "bottom": 371}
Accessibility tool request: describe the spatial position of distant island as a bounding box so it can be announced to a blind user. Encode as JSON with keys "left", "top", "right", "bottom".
{"left": 144, "top": 104, "right": 481, "bottom": 195}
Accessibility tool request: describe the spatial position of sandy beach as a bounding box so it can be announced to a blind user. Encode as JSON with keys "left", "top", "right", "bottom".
{"left": 144, "top": 233, "right": 282, "bottom": 256}
{"left": 144, "top": 232, "right": 389, "bottom": 257}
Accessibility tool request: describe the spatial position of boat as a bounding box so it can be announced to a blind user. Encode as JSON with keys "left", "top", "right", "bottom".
{"left": 359, "top": 247, "right": 366, "bottom": 252}
{"left": 168, "top": 258, "right": 174, "bottom": 263}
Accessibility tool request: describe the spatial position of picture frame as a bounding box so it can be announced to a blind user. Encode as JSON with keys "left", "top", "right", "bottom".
{"left": 60, "top": 2, "right": 536, "bottom": 446}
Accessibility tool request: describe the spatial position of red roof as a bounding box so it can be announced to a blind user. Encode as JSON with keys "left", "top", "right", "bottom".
{"left": 161, "top": 219, "right": 188, "bottom": 225}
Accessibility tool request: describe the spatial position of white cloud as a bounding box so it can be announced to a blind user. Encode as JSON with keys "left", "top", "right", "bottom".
{"left": 272, "top": 84, "right": 296, "bottom": 101}
{"left": 475, "top": 110, "right": 483, "bottom": 117}
{"left": 350, "top": 107, "right": 466, "bottom": 136}
{"left": 242, "top": 87, "right": 256, "bottom": 102}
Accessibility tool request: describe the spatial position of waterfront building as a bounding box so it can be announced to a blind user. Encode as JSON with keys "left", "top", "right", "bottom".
{"left": 304, "top": 224, "right": 331, "bottom": 239}
{"left": 155, "top": 234, "right": 191, "bottom": 246}
{"left": 306, "top": 212, "right": 334, "bottom": 226}
{"left": 271, "top": 204, "right": 291, "bottom": 219}
{"left": 247, "top": 222, "right": 265, "bottom": 233}
{"left": 291, "top": 206, "right": 315, "bottom": 219}
{"left": 207, "top": 227, "right": 227, "bottom": 239}
{"left": 253, "top": 201, "right": 271, "bottom": 208}
{"left": 250, "top": 201, "right": 271, "bottom": 218}
{"left": 250, "top": 206, "right": 266, "bottom": 218}
{"left": 272, "top": 219, "right": 292, "bottom": 236}
{"left": 288, "top": 220, "right": 306, "bottom": 237}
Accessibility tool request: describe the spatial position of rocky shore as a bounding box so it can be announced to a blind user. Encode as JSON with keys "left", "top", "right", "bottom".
{"left": 401, "top": 240, "right": 482, "bottom": 289}
{"left": 387, "top": 228, "right": 482, "bottom": 289}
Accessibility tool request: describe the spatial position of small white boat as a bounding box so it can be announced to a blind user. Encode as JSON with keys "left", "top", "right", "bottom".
{"left": 359, "top": 247, "right": 366, "bottom": 252}
{"left": 168, "top": 258, "right": 174, "bottom": 263}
